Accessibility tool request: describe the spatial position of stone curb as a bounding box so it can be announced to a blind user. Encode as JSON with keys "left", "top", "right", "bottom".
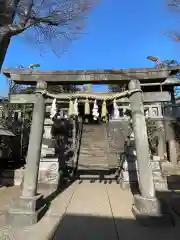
{"left": 47, "top": 217, "right": 61, "bottom": 240}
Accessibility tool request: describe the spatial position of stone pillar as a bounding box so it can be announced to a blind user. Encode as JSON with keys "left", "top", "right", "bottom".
{"left": 157, "top": 121, "right": 165, "bottom": 160}
{"left": 158, "top": 106, "right": 162, "bottom": 118}
{"left": 129, "top": 80, "right": 172, "bottom": 226}
{"left": 170, "top": 88, "right": 177, "bottom": 165}
{"left": 7, "top": 82, "right": 47, "bottom": 227}
{"left": 128, "top": 79, "right": 155, "bottom": 199}
{"left": 149, "top": 107, "right": 153, "bottom": 118}
{"left": 157, "top": 134, "right": 165, "bottom": 160}
{"left": 165, "top": 121, "right": 177, "bottom": 166}
{"left": 171, "top": 87, "right": 178, "bottom": 122}
{"left": 169, "top": 122, "right": 177, "bottom": 165}
{"left": 169, "top": 138, "right": 177, "bottom": 166}
{"left": 22, "top": 82, "right": 46, "bottom": 197}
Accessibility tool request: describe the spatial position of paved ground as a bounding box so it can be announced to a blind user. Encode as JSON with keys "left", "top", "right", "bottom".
{"left": 52, "top": 180, "right": 180, "bottom": 240}
{"left": 1, "top": 180, "right": 180, "bottom": 240}
{"left": 0, "top": 186, "right": 20, "bottom": 214}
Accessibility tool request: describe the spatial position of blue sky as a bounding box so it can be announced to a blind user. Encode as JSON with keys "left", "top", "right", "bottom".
{"left": 1, "top": 0, "right": 180, "bottom": 96}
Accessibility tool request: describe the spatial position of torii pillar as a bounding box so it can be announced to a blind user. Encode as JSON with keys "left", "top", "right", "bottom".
{"left": 128, "top": 79, "right": 173, "bottom": 226}
{"left": 7, "top": 82, "right": 47, "bottom": 227}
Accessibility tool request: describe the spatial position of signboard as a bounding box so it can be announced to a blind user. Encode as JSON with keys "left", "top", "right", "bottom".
{"left": 77, "top": 74, "right": 108, "bottom": 82}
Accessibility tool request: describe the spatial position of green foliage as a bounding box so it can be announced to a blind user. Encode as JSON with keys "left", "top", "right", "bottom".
{"left": 145, "top": 118, "right": 164, "bottom": 153}
{"left": 156, "top": 59, "right": 179, "bottom": 68}
{"left": 82, "top": 84, "right": 92, "bottom": 92}
{"left": 108, "top": 84, "right": 120, "bottom": 92}
{"left": 155, "top": 59, "right": 180, "bottom": 96}
{"left": 10, "top": 82, "right": 79, "bottom": 95}
{"left": 48, "top": 84, "right": 80, "bottom": 93}
{"left": 125, "top": 109, "right": 164, "bottom": 153}
{"left": 108, "top": 84, "right": 126, "bottom": 93}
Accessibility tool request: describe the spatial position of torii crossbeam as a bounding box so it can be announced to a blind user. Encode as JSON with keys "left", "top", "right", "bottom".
{"left": 3, "top": 67, "right": 180, "bottom": 85}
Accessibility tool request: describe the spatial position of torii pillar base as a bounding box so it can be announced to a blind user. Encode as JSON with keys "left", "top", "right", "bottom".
{"left": 132, "top": 194, "right": 174, "bottom": 227}
{"left": 7, "top": 194, "right": 47, "bottom": 227}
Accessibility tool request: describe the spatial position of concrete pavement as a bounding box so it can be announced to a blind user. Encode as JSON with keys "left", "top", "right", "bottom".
{"left": 0, "top": 180, "right": 180, "bottom": 239}
{"left": 52, "top": 179, "right": 180, "bottom": 240}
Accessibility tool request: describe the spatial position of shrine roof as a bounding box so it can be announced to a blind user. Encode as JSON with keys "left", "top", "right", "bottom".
{"left": 3, "top": 66, "right": 180, "bottom": 85}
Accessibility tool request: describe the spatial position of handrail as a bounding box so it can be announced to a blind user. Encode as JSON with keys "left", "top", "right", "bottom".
{"left": 71, "top": 117, "right": 83, "bottom": 170}
{"left": 105, "top": 122, "right": 124, "bottom": 168}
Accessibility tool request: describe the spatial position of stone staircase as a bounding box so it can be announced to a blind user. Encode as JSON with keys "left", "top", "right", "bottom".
{"left": 77, "top": 124, "right": 118, "bottom": 172}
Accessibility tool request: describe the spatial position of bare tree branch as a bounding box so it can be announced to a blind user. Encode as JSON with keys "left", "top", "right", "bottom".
{"left": 166, "top": 0, "right": 180, "bottom": 11}
{"left": 16, "top": 0, "right": 97, "bottom": 53}
{"left": 166, "top": 0, "right": 180, "bottom": 41}
{"left": 0, "top": 0, "right": 98, "bottom": 68}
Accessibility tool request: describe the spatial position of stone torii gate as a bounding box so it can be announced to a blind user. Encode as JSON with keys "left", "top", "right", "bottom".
{"left": 3, "top": 67, "right": 180, "bottom": 226}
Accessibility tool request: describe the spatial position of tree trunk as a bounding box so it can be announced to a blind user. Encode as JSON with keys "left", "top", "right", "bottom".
{"left": 0, "top": 0, "right": 21, "bottom": 70}
{"left": 0, "top": 23, "right": 25, "bottom": 71}
{"left": 0, "top": 34, "right": 10, "bottom": 71}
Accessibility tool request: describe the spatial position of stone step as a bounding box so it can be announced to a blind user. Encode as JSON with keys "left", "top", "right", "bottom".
{"left": 78, "top": 154, "right": 107, "bottom": 159}
{"left": 81, "top": 136, "right": 106, "bottom": 139}
{"left": 77, "top": 175, "right": 118, "bottom": 182}
{"left": 81, "top": 142, "right": 107, "bottom": 146}
{"left": 80, "top": 146, "right": 109, "bottom": 153}
{"left": 80, "top": 151, "right": 107, "bottom": 155}
{"left": 78, "top": 160, "right": 108, "bottom": 165}
{"left": 80, "top": 146, "right": 107, "bottom": 150}
{"left": 78, "top": 165, "right": 109, "bottom": 170}
{"left": 81, "top": 136, "right": 106, "bottom": 140}
{"left": 81, "top": 144, "right": 107, "bottom": 147}
{"left": 79, "top": 157, "right": 108, "bottom": 161}
{"left": 78, "top": 162, "right": 109, "bottom": 166}
{"left": 78, "top": 158, "right": 107, "bottom": 162}
{"left": 78, "top": 163, "right": 109, "bottom": 167}
{"left": 81, "top": 147, "right": 107, "bottom": 150}
{"left": 80, "top": 149, "right": 107, "bottom": 153}
{"left": 79, "top": 150, "right": 107, "bottom": 155}
{"left": 80, "top": 145, "right": 107, "bottom": 149}
{"left": 78, "top": 124, "right": 119, "bottom": 170}
{"left": 78, "top": 160, "right": 108, "bottom": 164}
{"left": 82, "top": 132, "right": 105, "bottom": 135}
{"left": 79, "top": 151, "right": 108, "bottom": 156}
{"left": 80, "top": 144, "right": 107, "bottom": 148}
{"left": 82, "top": 131, "right": 105, "bottom": 134}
